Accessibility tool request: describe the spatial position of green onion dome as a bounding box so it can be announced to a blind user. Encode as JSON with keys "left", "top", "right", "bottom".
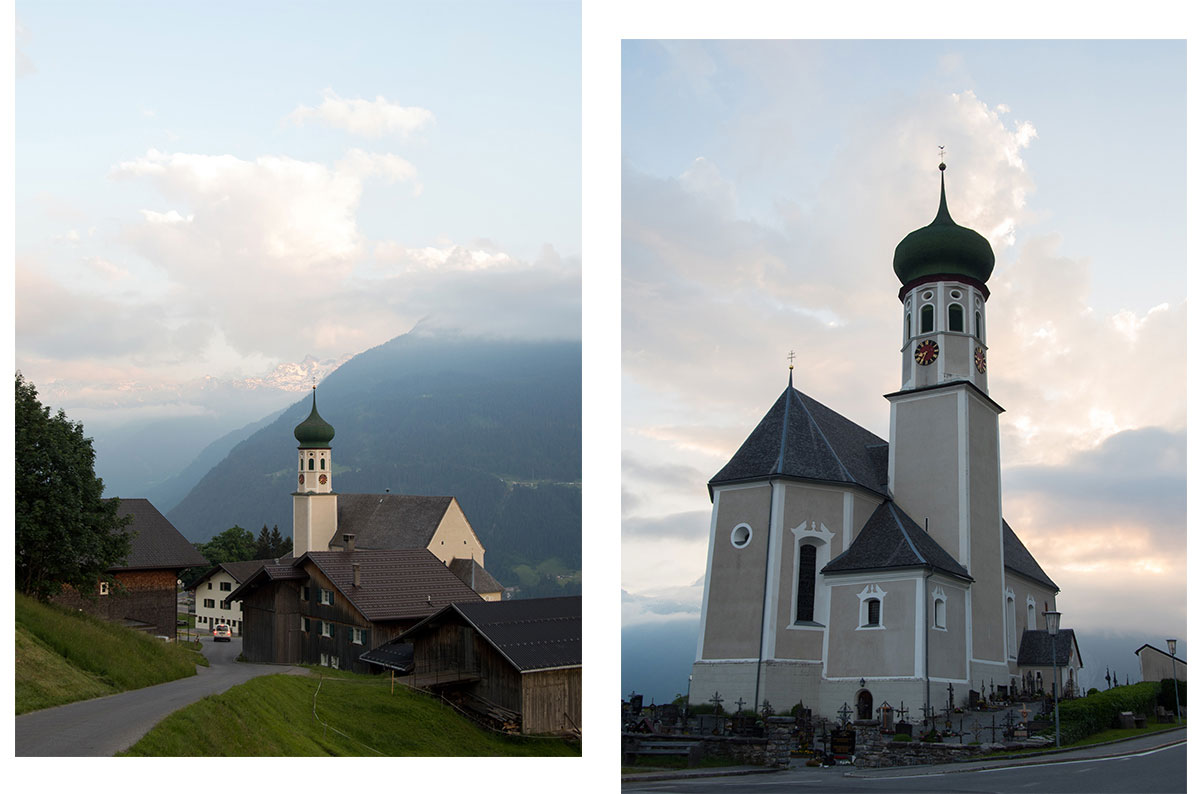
{"left": 294, "top": 388, "right": 335, "bottom": 447}
{"left": 893, "top": 164, "right": 995, "bottom": 288}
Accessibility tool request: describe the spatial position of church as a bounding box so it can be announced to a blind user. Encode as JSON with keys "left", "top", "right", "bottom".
{"left": 690, "top": 164, "right": 1081, "bottom": 722}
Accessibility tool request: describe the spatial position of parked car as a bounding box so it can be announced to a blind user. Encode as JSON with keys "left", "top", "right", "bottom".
{"left": 213, "top": 623, "right": 232, "bottom": 642}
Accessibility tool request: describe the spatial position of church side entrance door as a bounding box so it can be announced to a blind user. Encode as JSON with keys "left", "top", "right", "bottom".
{"left": 856, "top": 690, "right": 873, "bottom": 721}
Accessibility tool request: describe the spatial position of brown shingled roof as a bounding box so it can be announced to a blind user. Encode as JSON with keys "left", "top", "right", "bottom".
{"left": 448, "top": 557, "right": 504, "bottom": 594}
{"left": 301, "top": 549, "right": 483, "bottom": 622}
{"left": 107, "top": 498, "right": 208, "bottom": 571}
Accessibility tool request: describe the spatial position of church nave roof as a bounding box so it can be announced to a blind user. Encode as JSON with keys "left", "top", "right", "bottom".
{"left": 823, "top": 500, "right": 970, "bottom": 580}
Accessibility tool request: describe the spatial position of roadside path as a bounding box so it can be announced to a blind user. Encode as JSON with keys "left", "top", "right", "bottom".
{"left": 15, "top": 636, "right": 308, "bottom": 756}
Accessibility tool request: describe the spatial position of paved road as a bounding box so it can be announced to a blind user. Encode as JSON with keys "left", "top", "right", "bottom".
{"left": 623, "top": 731, "right": 1186, "bottom": 793}
{"left": 15, "top": 636, "right": 308, "bottom": 756}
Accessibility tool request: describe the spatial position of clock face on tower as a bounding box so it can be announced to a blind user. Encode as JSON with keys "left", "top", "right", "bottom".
{"left": 319, "top": 473, "right": 328, "bottom": 485}
{"left": 298, "top": 473, "right": 305, "bottom": 485}
{"left": 974, "top": 346, "right": 987, "bottom": 373}
{"left": 914, "top": 340, "right": 939, "bottom": 366}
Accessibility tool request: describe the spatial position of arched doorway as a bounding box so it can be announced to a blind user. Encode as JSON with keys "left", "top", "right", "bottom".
{"left": 856, "top": 689, "right": 873, "bottom": 721}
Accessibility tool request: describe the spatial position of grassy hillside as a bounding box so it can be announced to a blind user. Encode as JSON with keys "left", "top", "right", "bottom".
{"left": 121, "top": 669, "right": 581, "bottom": 756}
{"left": 15, "top": 592, "right": 203, "bottom": 714}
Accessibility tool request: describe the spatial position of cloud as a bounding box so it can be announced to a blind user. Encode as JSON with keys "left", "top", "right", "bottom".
{"left": 16, "top": 19, "right": 36, "bottom": 77}
{"left": 286, "top": 89, "right": 435, "bottom": 139}
{"left": 624, "top": 510, "right": 710, "bottom": 540}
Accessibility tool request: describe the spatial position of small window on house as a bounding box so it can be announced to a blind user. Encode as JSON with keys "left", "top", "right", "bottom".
{"left": 204, "top": 598, "right": 215, "bottom": 609}
{"left": 207, "top": 582, "right": 213, "bottom": 590}
{"left": 99, "top": 581, "right": 109, "bottom": 596}
{"left": 301, "top": 616, "right": 311, "bottom": 632}
{"left": 948, "top": 304, "right": 964, "bottom": 332}
{"left": 220, "top": 581, "right": 232, "bottom": 591}
{"left": 301, "top": 585, "right": 310, "bottom": 601}
{"left": 319, "top": 588, "right": 334, "bottom": 606}
{"left": 321, "top": 621, "right": 333, "bottom": 638}
{"left": 866, "top": 599, "right": 881, "bottom": 626}
{"left": 220, "top": 599, "right": 230, "bottom": 610}
{"left": 351, "top": 628, "right": 366, "bottom": 645}
{"left": 320, "top": 652, "right": 329, "bottom": 667}
{"left": 920, "top": 304, "right": 934, "bottom": 334}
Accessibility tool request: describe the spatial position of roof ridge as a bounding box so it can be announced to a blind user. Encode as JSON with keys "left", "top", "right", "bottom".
{"left": 792, "top": 389, "right": 855, "bottom": 483}
{"left": 887, "top": 501, "right": 925, "bottom": 563}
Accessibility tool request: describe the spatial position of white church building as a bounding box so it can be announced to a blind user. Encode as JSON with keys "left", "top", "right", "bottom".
{"left": 690, "top": 164, "right": 1081, "bottom": 722}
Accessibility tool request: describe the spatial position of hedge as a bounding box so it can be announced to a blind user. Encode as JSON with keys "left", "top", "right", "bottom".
{"left": 1047, "top": 682, "right": 1160, "bottom": 745}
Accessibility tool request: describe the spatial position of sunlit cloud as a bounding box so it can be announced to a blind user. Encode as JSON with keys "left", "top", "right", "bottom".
{"left": 286, "top": 88, "right": 435, "bottom": 139}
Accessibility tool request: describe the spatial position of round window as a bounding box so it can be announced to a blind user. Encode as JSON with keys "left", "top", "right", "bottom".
{"left": 950, "top": 290, "right": 962, "bottom": 299}
{"left": 975, "top": 297, "right": 982, "bottom": 308}
{"left": 922, "top": 291, "right": 934, "bottom": 301}
{"left": 731, "top": 523, "right": 753, "bottom": 549}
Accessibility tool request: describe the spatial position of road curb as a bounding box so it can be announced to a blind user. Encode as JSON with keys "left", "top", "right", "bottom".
{"left": 621, "top": 765, "right": 785, "bottom": 783}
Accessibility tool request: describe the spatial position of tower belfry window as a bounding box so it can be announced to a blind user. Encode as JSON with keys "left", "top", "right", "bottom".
{"left": 308, "top": 459, "right": 314, "bottom": 470}
{"left": 976, "top": 311, "right": 983, "bottom": 340}
{"left": 948, "top": 304, "right": 964, "bottom": 332}
{"left": 920, "top": 304, "right": 934, "bottom": 334}
{"left": 905, "top": 313, "right": 912, "bottom": 341}
{"left": 320, "top": 458, "right": 325, "bottom": 470}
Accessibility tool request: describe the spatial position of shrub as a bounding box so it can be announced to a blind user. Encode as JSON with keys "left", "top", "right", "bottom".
{"left": 1052, "top": 681, "right": 1160, "bottom": 744}
{"left": 891, "top": 733, "right": 912, "bottom": 743}
{"left": 1159, "top": 678, "right": 1186, "bottom": 710}
{"left": 920, "top": 729, "right": 942, "bottom": 743}
{"left": 1087, "top": 687, "right": 1100, "bottom": 696}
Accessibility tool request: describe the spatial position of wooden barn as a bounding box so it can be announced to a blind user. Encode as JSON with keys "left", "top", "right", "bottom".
{"left": 231, "top": 548, "right": 483, "bottom": 673}
{"left": 397, "top": 595, "right": 581, "bottom": 735}
{"left": 53, "top": 498, "right": 207, "bottom": 635}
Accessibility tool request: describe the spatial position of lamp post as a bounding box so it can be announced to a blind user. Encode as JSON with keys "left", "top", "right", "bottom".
{"left": 1167, "top": 639, "right": 1181, "bottom": 724}
{"left": 1045, "top": 610, "right": 1061, "bottom": 748}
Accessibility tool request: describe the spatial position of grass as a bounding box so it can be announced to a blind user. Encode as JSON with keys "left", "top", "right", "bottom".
{"left": 121, "top": 670, "right": 583, "bottom": 756}
{"left": 16, "top": 592, "right": 202, "bottom": 714}
{"left": 622, "top": 755, "right": 744, "bottom": 774}
{"left": 971, "top": 719, "right": 1185, "bottom": 760}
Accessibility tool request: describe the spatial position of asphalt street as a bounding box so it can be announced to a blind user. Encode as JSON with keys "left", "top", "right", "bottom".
{"left": 15, "top": 635, "right": 308, "bottom": 756}
{"left": 622, "top": 730, "right": 1186, "bottom": 794}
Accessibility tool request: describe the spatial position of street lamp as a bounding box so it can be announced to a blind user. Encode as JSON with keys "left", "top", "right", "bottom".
{"left": 1045, "top": 610, "right": 1061, "bottom": 748}
{"left": 1166, "top": 639, "right": 1181, "bottom": 724}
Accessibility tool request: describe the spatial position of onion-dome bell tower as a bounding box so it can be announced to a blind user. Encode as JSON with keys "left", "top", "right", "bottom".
{"left": 886, "top": 159, "right": 1011, "bottom": 678}
{"left": 894, "top": 161, "right": 994, "bottom": 393}
{"left": 293, "top": 385, "right": 337, "bottom": 557}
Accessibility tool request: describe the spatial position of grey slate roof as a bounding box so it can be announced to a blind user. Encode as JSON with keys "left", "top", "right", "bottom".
{"left": 358, "top": 638, "right": 415, "bottom": 673}
{"left": 107, "top": 498, "right": 208, "bottom": 571}
{"left": 1134, "top": 644, "right": 1186, "bottom": 665}
{"left": 402, "top": 595, "right": 581, "bottom": 673}
{"left": 823, "top": 501, "right": 971, "bottom": 580}
{"left": 448, "top": 558, "right": 504, "bottom": 594}
{"left": 710, "top": 376, "right": 888, "bottom": 497}
{"left": 302, "top": 549, "right": 483, "bottom": 622}
{"left": 1003, "top": 521, "right": 1058, "bottom": 591}
{"left": 1017, "top": 628, "right": 1080, "bottom": 667}
{"left": 330, "top": 494, "right": 454, "bottom": 549}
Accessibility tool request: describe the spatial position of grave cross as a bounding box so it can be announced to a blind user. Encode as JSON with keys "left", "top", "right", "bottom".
{"left": 837, "top": 702, "right": 853, "bottom": 726}
{"left": 734, "top": 697, "right": 747, "bottom": 713}
{"left": 710, "top": 691, "right": 724, "bottom": 714}
{"left": 920, "top": 702, "right": 935, "bottom": 724}
{"left": 896, "top": 701, "right": 909, "bottom": 722}
{"left": 946, "top": 682, "right": 955, "bottom": 711}
{"left": 760, "top": 699, "right": 774, "bottom": 718}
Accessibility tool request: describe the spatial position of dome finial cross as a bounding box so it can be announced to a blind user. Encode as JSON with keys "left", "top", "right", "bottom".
{"left": 938, "top": 145, "right": 947, "bottom": 171}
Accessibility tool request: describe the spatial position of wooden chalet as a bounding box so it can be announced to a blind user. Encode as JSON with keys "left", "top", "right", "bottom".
{"left": 395, "top": 595, "right": 581, "bottom": 735}
{"left": 53, "top": 498, "right": 208, "bottom": 635}
{"left": 230, "top": 548, "right": 483, "bottom": 673}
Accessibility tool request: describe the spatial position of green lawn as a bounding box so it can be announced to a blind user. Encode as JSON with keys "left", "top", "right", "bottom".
{"left": 121, "top": 670, "right": 582, "bottom": 756}
{"left": 16, "top": 592, "right": 204, "bottom": 714}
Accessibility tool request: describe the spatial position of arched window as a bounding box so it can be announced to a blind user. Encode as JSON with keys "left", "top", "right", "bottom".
{"left": 308, "top": 458, "right": 315, "bottom": 470}
{"left": 920, "top": 304, "right": 934, "bottom": 334}
{"left": 976, "top": 311, "right": 983, "bottom": 340}
{"left": 866, "top": 599, "right": 881, "bottom": 626}
{"left": 905, "top": 313, "right": 912, "bottom": 341}
{"left": 1027, "top": 601, "right": 1036, "bottom": 631}
{"left": 934, "top": 598, "right": 946, "bottom": 629}
{"left": 857, "top": 584, "right": 887, "bottom": 629}
{"left": 948, "top": 304, "right": 964, "bottom": 332}
{"left": 320, "top": 458, "right": 326, "bottom": 470}
{"left": 796, "top": 544, "right": 816, "bottom": 622}
{"left": 1007, "top": 594, "right": 1017, "bottom": 658}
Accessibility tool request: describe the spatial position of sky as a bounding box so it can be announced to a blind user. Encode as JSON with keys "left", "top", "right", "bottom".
{"left": 621, "top": 40, "right": 1187, "bottom": 688}
{"left": 14, "top": 1, "right": 581, "bottom": 432}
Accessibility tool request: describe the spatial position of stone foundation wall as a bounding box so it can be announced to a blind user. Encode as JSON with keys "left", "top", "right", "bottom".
{"left": 623, "top": 716, "right": 795, "bottom": 768}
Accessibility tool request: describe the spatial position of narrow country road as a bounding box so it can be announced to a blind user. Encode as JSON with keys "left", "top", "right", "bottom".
{"left": 15, "top": 636, "right": 309, "bottom": 756}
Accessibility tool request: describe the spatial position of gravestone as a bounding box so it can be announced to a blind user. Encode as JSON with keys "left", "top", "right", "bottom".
{"left": 830, "top": 727, "right": 856, "bottom": 757}
{"left": 968, "top": 689, "right": 981, "bottom": 709}
{"left": 895, "top": 720, "right": 913, "bottom": 737}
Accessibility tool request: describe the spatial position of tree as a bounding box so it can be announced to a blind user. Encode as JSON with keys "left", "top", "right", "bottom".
{"left": 254, "top": 524, "right": 273, "bottom": 559}
{"left": 269, "top": 525, "right": 289, "bottom": 557}
{"left": 198, "top": 525, "right": 256, "bottom": 565}
{"left": 15, "top": 373, "right": 133, "bottom": 599}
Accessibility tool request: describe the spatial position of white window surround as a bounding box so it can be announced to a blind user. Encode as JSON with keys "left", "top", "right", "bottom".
{"left": 931, "top": 585, "right": 948, "bottom": 631}
{"left": 99, "top": 581, "right": 109, "bottom": 596}
{"left": 321, "top": 621, "right": 333, "bottom": 638}
{"left": 1006, "top": 587, "right": 1017, "bottom": 660}
{"left": 730, "top": 522, "right": 753, "bottom": 549}
{"left": 789, "top": 521, "right": 834, "bottom": 628}
{"left": 856, "top": 584, "right": 887, "bottom": 630}
{"left": 1027, "top": 595, "right": 1037, "bottom": 631}
{"left": 319, "top": 588, "right": 334, "bottom": 606}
